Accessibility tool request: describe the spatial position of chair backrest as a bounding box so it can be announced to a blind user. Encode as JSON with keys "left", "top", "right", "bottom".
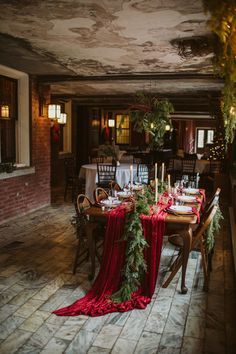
{"left": 182, "top": 158, "right": 196, "bottom": 174}
{"left": 109, "top": 181, "right": 122, "bottom": 191}
{"left": 90, "top": 156, "right": 104, "bottom": 163}
{"left": 137, "top": 163, "right": 154, "bottom": 184}
{"left": 64, "top": 157, "right": 77, "bottom": 179}
{"left": 209, "top": 160, "right": 222, "bottom": 174}
{"left": 193, "top": 204, "right": 218, "bottom": 247}
{"left": 204, "top": 187, "right": 221, "bottom": 213}
{"left": 76, "top": 194, "right": 93, "bottom": 213}
{"left": 97, "top": 163, "right": 117, "bottom": 186}
{"left": 94, "top": 187, "right": 109, "bottom": 204}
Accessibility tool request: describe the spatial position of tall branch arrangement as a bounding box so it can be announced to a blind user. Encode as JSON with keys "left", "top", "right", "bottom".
{"left": 203, "top": 0, "right": 236, "bottom": 145}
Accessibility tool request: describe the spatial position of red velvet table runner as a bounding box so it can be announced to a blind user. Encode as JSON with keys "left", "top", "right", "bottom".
{"left": 53, "top": 206, "right": 166, "bottom": 317}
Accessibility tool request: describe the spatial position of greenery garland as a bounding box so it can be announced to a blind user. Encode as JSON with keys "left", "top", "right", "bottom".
{"left": 203, "top": 0, "right": 236, "bottom": 145}
{"left": 111, "top": 187, "right": 155, "bottom": 303}
{"left": 205, "top": 205, "right": 224, "bottom": 252}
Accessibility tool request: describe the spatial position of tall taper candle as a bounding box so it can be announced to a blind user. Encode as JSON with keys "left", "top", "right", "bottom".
{"left": 155, "top": 178, "right": 158, "bottom": 203}
{"left": 161, "top": 162, "right": 165, "bottom": 182}
{"left": 167, "top": 174, "right": 171, "bottom": 190}
{"left": 155, "top": 162, "right": 157, "bottom": 180}
{"left": 130, "top": 164, "right": 133, "bottom": 188}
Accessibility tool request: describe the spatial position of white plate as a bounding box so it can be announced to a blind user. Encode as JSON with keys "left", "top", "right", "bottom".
{"left": 169, "top": 205, "right": 193, "bottom": 214}
{"left": 183, "top": 188, "right": 199, "bottom": 195}
{"left": 132, "top": 185, "right": 143, "bottom": 191}
{"left": 101, "top": 199, "right": 122, "bottom": 207}
{"left": 177, "top": 195, "right": 196, "bottom": 203}
{"left": 117, "top": 191, "right": 131, "bottom": 198}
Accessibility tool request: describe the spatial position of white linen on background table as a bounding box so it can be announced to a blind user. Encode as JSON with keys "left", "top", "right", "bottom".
{"left": 79, "top": 163, "right": 138, "bottom": 201}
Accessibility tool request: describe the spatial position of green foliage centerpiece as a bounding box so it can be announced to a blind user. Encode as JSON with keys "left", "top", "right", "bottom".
{"left": 129, "top": 92, "right": 174, "bottom": 150}
{"left": 111, "top": 187, "right": 155, "bottom": 303}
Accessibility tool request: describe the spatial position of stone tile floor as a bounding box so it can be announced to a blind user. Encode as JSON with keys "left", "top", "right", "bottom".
{"left": 0, "top": 195, "right": 235, "bottom": 354}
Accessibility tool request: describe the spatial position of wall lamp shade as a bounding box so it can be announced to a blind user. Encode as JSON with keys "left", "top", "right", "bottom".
{"left": 58, "top": 112, "right": 67, "bottom": 125}
{"left": 0, "top": 105, "right": 10, "bottom": 119}
{"left": 48, "top": 104, "right": 61, "bottom": 119}
{"left": 108, "top": 119, "right": 115, "bottom": 127}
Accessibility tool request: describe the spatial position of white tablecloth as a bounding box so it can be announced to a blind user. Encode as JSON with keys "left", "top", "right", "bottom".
{"left": 79, "top": 163, "right": 138, "bottom": 201}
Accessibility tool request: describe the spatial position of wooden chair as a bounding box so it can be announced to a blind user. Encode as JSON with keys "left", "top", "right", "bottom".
{"left": 64, "top": 157, "right": 79, "bottom": 202}
{"left": 90, "top": 156, "right": 104, "bottom": 163}
{"left": 97, "top": 163, "right": 117, "bottom": 189}
{"left": 109, "top": 181, "right": 122, "bottom": 192}
{"left": 181, "top": 158, "right": 197, "bottom": 184}
{"left": 137, "top": 163, "right": 154, "bottom": 184}
{"left": 166, "top": 157, "right": 182, "bottom": 184}
{"left": 73, "top": 194, "right": 104, "bottom": 278}
{"left": 94, "top": 187, "right": 109, "bottom": 204}
{"left": 163, "top": 203, "right": 219, "bottom": 291}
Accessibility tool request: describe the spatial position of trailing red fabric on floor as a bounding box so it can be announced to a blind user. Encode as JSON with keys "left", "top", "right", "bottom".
{"left": 53, "top": 206, "right": 166, "bottom": 317}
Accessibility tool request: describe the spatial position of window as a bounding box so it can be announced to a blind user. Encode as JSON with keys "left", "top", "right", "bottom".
{"left": 196, "top": 128, "right": 214, "bottom": 150}
{"left": 0, "top": 76, "right": 17, "bottom": 162}
{"left": 116, "top": 114, "right": 130, "bottom": 144}
{"left": 0, "top": 65, "right": 30, "bottom": 167}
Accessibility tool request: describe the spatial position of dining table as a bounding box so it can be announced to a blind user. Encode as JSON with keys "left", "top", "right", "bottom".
{"left": 53, "top": 188, "right": 204, "bottom": 318}
{"left": 79, "top": 163, "right": 138, "bottom": 201}
{"left": 83, "top": 192, "right": 203, "bottom": 294}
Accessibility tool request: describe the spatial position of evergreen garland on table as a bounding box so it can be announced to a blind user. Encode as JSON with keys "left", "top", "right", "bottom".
{"left": 110, "top": 187, "right": 155, "bottom": 303}
{"left": 205, "top": 206, "right": 224, "bottom": 253}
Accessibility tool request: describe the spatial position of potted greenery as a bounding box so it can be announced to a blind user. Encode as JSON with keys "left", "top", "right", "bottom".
{"left": 129, "top": 92, "right": 174, "bottom": 152}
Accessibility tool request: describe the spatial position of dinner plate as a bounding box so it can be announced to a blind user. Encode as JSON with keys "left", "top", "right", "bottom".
{"left": 117, "top": 191, "right": 131, "bottom": 198}
{"left": 177, "top": 195, "right": 196, "bottom": 203}
{"left": 132, "top": 185, "right": 143, "bottom": 191}
{"left": 168, "top": 205, "right": 193, "bottom": 214}
{"left": 101, "top": 199, "right": 122, "bottom": 207}
{"left": 183, "top": 188, "right": 199, "bottom": 195}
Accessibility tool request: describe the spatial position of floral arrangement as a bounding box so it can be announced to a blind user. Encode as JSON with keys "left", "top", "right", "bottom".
{"left": 98, "top": 142, "right": 126, "bottom": 162}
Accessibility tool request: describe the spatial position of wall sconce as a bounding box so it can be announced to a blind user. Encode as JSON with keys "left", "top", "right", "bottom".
{"left": 108, "top": 119, "right": 115, "bottom": 127}
{"left": 0, "top": 105, "right": 10, "bottom": 119}
{"left": 58, "top": 112, "right": 67, "bottom": 125}
{"left": 48, "top": 104, "right": 61, "bottom": 119}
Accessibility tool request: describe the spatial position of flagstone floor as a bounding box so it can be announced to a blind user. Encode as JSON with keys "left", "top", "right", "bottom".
{"left": 0, "top": 192, "right": 235, "bottom": 354}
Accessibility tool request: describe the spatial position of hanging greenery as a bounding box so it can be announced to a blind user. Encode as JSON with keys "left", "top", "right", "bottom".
{"left": 203, "top": 0, "right": 236, "bottom": 145}
{"left": 110, "top": 187, "right": 155, "bottom": 303}
{"left": 129, "top": 92, "right": 174, "bottom": 150}
{"left": 205, "top": 206, "right": 224, "bottom": 252}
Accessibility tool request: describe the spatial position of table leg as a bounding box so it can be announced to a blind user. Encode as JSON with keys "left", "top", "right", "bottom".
{"left": 180, "top": 226, "right": 192, "bottom": 294}
{"left": 86, "top": 222, "right": 98, "bottom": 280}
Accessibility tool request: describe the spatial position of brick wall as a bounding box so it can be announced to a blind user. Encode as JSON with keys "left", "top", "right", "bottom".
{"left": 0, "top": 80, "right": 51, "bottom": 224}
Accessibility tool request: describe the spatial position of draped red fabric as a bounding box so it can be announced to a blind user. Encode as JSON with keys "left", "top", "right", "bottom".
{"left": 53, "top": 207, "right": 166, "bottom": 317}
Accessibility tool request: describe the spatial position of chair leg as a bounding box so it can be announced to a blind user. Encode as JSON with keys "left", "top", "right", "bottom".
{"left": 73, "top": 241, "right": 80, "bottom": 274}
{"left": 162, "top": 253, "right": 183, "bottom": 288}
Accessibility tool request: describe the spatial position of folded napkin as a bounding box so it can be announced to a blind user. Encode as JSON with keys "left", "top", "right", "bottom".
{"left": 199, "top": 189, "right": 206, "bottom": 202}
{"left": 191, "top": 207, "right": 200, "bottom": 222}
{"left": 195, "top": 196, "right": 204, "bottom": 211}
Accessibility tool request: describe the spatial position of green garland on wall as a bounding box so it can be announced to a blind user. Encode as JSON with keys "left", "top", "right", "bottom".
{"left": 205, "top": 206, "right": 224, "bottom": 252}
{"left": 203, "top": 0, "right": 236, "bottom": 145}
{"left": 111, "top": 187, "right": 155, "bottom": 303}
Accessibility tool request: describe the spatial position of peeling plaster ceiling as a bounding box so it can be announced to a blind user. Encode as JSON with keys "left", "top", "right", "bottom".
{"left": 0, "top": 0, "right": 223, "bottom": 108}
